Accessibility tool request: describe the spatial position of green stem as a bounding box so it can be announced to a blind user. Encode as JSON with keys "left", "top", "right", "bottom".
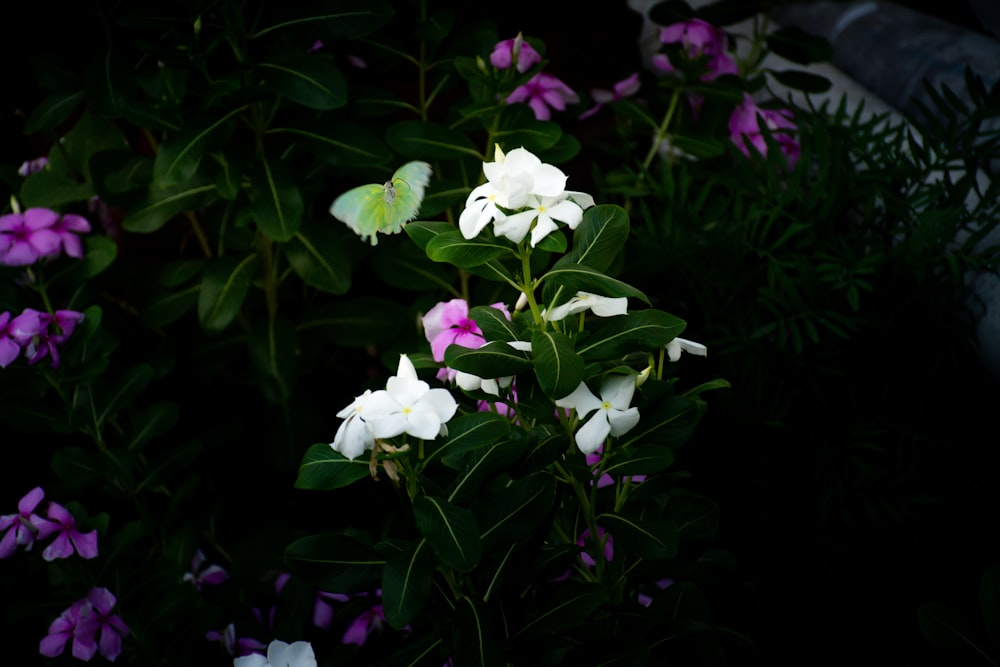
{"left": 640, "top": 88, "right": 682, "bottom": 174}
{"left": 519, "top": 245, "right": 544, "bottom": 326}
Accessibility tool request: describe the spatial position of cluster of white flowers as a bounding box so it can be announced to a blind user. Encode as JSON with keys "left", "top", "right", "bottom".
{"left": 459, "top": 145, "right": 595, "bottom": 247}
{"left": 330, "top": 355, "right": 458, "bottom": 459}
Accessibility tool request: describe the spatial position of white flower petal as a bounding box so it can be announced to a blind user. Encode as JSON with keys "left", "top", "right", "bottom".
{"left": 528, "top": 215, "right": 559, "bottom": 247}
{"left": 607, "top": 407, "right": 640, "bottom": 437}
{"left": 588, "top": 295, "right": 628, "bottom": 317}
{"left": 267, "top": 640, "right": 317, "bottom": 667}
{"left": 493, "top": 209, "right": 537, "bottom": 244}
{"left": 555, "top": 381, "right": 603, "bottom": 418}
{"left": 403, "top": 410, "right": 442, "bottom": 440}
{"left": 600, "top": 374, "right": 636, "bottom": 409}
{"left": 574, "top": 412, "right": 611, "bottom": 454}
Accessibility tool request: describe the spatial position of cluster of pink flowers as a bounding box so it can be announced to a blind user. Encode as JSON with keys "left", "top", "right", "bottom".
{"left": 40, "top": 587, "right": 130, "bottom": 662}
{"left": 0, "top": 207, "right": 91, "bottom": 266}
{"left": 0, "top": 487, "right": 98, "bottom": 561}
{"left": 491, "top": 35, "right": 579, "bottom": 121}
{"left": 0, "top": 307, "right": 85, "bottom": 369}
{"left": 728, "top": 93, "right": 800, "bottom": 169}
{"left": 653, "top": 18, "right": 738, "bottom": 80}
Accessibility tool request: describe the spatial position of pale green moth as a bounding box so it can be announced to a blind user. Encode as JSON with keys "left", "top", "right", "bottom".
{"left": 329, "top": 161, "right": 432, "bottom": 246}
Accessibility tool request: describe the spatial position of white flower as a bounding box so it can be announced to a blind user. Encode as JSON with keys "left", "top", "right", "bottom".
{"left": 555, "top": 374, "right": 641, "bottom": 454}
{"left": 545, "top": 291, "right": 628, "bottom": 322}
{"left": 233, "top": 639, "right": 316, "bottom": 667}
{"left": 366, "top": 354, "right": 459, "bottom": 440}
{"left": 492, "top": 194, "right": 586, "bottom": 246}
{"left": 666, "top": 336, "right": 707, "bottom": 362}
{"left": 453, "top": 341, "right": 528, "bottom": 395}
{"left": 459, "top": 145, "right": 570, "bottom": 239}
{"left": 330, "top": 389, "right": 383, "bottom": 460}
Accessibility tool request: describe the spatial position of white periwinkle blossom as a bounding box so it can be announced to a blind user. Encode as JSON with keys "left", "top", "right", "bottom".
{"left": 329, "top": 355, "right": 459, "bottom": 459}
{"left": 666, "top": 336, "right": 707, "bottom": 362}
{"left": 233, "top": 639, "right": 316, "bottom": 667}
{"left": 545, "top": 291, "right": 628, "bottom": 322}
{"left": 459, "top": 145, "right": 592, "bottom": 246}
{"left": 555, "top": 374, "right": 641, "bottom": 455}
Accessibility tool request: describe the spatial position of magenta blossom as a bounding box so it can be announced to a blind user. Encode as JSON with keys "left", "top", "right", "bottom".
{"left": 585, "top": 444, "right": 646, "bottom": 489}
{"left": 313, "top": 590, "right": 350, "bottom": 630}
{"left": 342, "top": 603, "right": 386, "bottom": 647}
{"left": 50, "top": 213, "right": 92, "bottom": 259}
{"left": 40, "top": 587, "right": 130, "bottom": 662}
{"left": 0, "top": 208, "right": 62, "bottom": 266}
{"left": 653, "top": 19, "right": 738, "bottom": 81}
{"left": 18, "top": 156, "right": 48, "bottom": 176}
{"left": 6, "top": 308, "right": 85, "bottom": 369}
{"left": 0, "top": 311, "right": 22, "bottom": 368}
{"left": 506, "top": 72, "right": 580, "bottom": 121}
{"left": 728, "top": 93, "right": 800, "bottom": 169}
{"left": 422, "top": 299, "right": 509, "bottom": 383}
{"left": 580, "top": 72, "right": 641, "bottom": 120}
{"left": 182, "top": 548, "right": 229, "bottom": 591}
{"left": 41, "top": 501, "right": 98, "bottom": 561}
{"left": 577, "top": 526, "right": 613, "bottom": 569}
{"left": 638, "top": 578, "right": 675, "bottom": 607}
{"left": 0, "top": 487, "right": 59, "bottom": 558}
{"left": 490, "top": 34, "right": 542, "bottom": 73}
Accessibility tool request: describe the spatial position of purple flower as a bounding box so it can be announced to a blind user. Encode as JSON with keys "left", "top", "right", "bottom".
{"left": 506, "top": 72, "right": 580, "bottom": 121}
{"left": 313, "top": 590, "right": 349, "bottom": 630}
{"left": 653, "top": 19, "right": 738, "bottom": 81}
{"left": 0, "top": 208, "right": 62, "bottom": 266}
{"left": 490, "top": 34, "right": 542, "bottom": 73}
{"left": 585, "top": 444, "right": 646, "bottom": 489}
{"left": 50, "top": 213, "right": 92, "bottom": 259}
{"left": 637, "top": 578, "right": 675, "bottom": 608}
{"left": 18, "top": 156, "right": 48, "bottom": 177}
{"left": 39, "top": 588, "right": 130, "bottom": 662}
{"left": 342, "top": 603, "right": 385, "bottom": 647}
{"left": 0, "top": 487, "right": 59, "bottom": 558}
{"left": 41, "top": 501, "right": 98, "bottom": 561}
{"left": 577, "top": 526, "right": 613, "bottom": 569}
{"left": 0, "top": 311, "right": 22, "bottom": 368}
{"left": 206, "top": 623, "right": 266, "bottom": 657}
{"left": 422, "top": 299, "right": 509, "bottom": 383}
{"left": 6, "top": 308, "right": 85, "bottom": 368}
{"left": 579, "top": 72, "right": 641, "bottom": 120}
{"left": 728, "top": 93, "right": 800, "bottom": 169}
{"left": 182, "top": 548, "right": 229, "bottom": 591}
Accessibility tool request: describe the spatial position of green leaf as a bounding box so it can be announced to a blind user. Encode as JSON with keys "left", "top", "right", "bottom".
{"left": 469, "top": 305, "right": 523, "bottom": 343}
{"left": 251, "top": 157, "right": 303, "bottom": 242}
{"left": 428, "top": 412, "right": 511, "bottom": 463}
{"left": 153, "top": 107, "right": 244, "bottom": 187}
{"left": 531, "top": 330, "right": 584, "bottom": 399}
{"left": 372, "top": 238, "right": 455, "bottom": 292}
{"left": 495, "top": 112, "right": 563, "bottom": 153}
{"left": 284, "top": 225, "right": 352, "bottom": 294}
{"left": 248, "top": 314, "right": 297, "bottom": 404}
{"left": 122, "top": 181, "right": 218, "bottom": 233}
{"left": 597, "top": 512, "right": 678, "bottom": 560}
{"left": 51, "top": 447, "right": 104, "bottom": 489}
{"left": 50, "top": 236, "right": 118, "bottom": 286}
{"left": 513, "top": 582, "right": 608, "bottom": 638}
{"left": 256, "top": 55, "right": 347, "bottom": 110}
{"left": 98, "top": 364, "right": 154, "bottom": 429}
{"left": 253, "top": 1, "right": 393, "bottom": 40}
{"left": 619, "top": 395, "right": 702, "bottom": 449}
{"left": 981, "top": 566, "right": 1000, "bottom": 645}
{"left": 477, "top": 472, "right": 556, "bottom": 549}
{"left": 270, "top": 120, "right": 391, "bottom": 167}
{"left": 603, "top": 444, "right": 675, "bottom": 478}
{"left": 381, "top": 539, "right": 435, "bottom": 630}
{"left": 141, "top": 285, "right": 200, "bottom": 328}
{"left": 386, "top": 120, "right": 481, "bottom": 159}
{"left": 197, "top": 254, "right": 260, "bottom": 333}
{"left": 426, "top": 230, "right": 513, "bottom": 267}
{"left": 285, "top": 532, "right": 384, "bottom": 594}
{"left": 414, "top": 496, "right": 482, "bottom": 572}
{"left": 300, "top": 296, "right": 409, "bottom": 347}
{"left": 295, "top": 443, "right": 372, "bottom": 490}
{"left": 765, "top": 26, "right": 833, "bottom": 65}
{"left": 669, "top": 492, "right": 719, "bottom": 539}
{"left": 577, "top": 309, "right": 687, "bottom": 361}
{"left": 445, "top": 438, "right": 528, "bottom": 504}
{"left": 671, "top": 133, "right": 727, "bottom": 158}
{"left": 405, "top": 220, "right": 455, "bottom": 250}
{"left": 770, "top": 69, "right": 832, "bottom": 94}
{"left": 127, "top": 401, "right": 180, "bottom": 450}
{"left": 444, "top": 341, "right": 533, "bottom": 378}
{"left": 540, "top": 263, "right": 649, "bottom": 304}
{"left": 917, "top": 602, "right": 987, "bottom": 657}
{"left": 452, "top": 596, "right": 504, "bottom": 667}
{"left": 24, "top": 91, "right": 85, "bottom": 135}
{"left": 560, "top": 204, "right": 630, "bottom": 272}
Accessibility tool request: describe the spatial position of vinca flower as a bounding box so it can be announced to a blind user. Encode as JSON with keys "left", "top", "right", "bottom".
{"left": 653, "top": 19, "right": 737, "bottom": 80}
{"left": 666, "top": 336, "right": 708, "bottom": 362}
{"left": 490, "top": 33, "right": 541, "bottom": 72}
{"left": 49, "top": 212, "right": 92, "bottom": 259}
{"left": 365, "top": 354, "right": 459, "bottom": 441}
{"left": 545, "top": 291, "right": 628, "bottom": 322}
{"left": 422, "top": 299, "right": 509, "bottom": 382}
{"left": 6, "top": 308, "right": 85, "bottom": 369}
{"left": 0, "top": 487, "right": 58, "bottom": 558}
{"left": 586, "top": 445, "right": 646, "bottom": 489}
{"left": 556, "top": 374, "right": 641, "bottom": 454}
{"left": 330, "top": 389, "right": 380, "bottom": 460}
{"left": 0, "top": 311, "right": 22, "bottom": 368}
{"left": 206, "top": 623, "right": 266, "bottom": 658}
{"left": 492, "top": 193, "right": 586, "bottom": 246}
{"left": 17, "top": 156, "right": 48, "bottom": 176}
{"left": 41, "top": 501, "right": 98, "bottom": 561}
{"left": 39, "top": 587, "right": 130, "bottom": 662}
{"left": 580, "top": 72, "right": 641, "bottom": 120}
{"left": 0, "top": 208, "right": 62, "bottom": 266}
{"left": 342, "top": 602, "right": 386, "bottom": 647}
{"left": 577, "top": 526, "right": 614, "bottom": 568}
{"left": 506, "top": 72, "right": 580, "bottom": 120}
{"left": 182, "top": 548, "right": 230, "bottom": 591}
{"left": 233, "top": 639, "right": 317, "bottom": 667}
{"left": 728, "top": 94, "right": 800, "bottom": 169}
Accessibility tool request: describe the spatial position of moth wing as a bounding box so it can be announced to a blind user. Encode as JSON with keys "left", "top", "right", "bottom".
{"left": 386, "top": 161, "right": 433, "bottom": 231}
{"left": 330, "top": 184, "right": 389, "bottom": 245}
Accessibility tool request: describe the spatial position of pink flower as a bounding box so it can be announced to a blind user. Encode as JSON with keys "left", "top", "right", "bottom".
{"left": 585, "top": 444, "right": 646, "bottom": 489}
{"left": 39, "top": 587, "right": 130, "bottom": 662}
{"left": 637, "top": 578, "right": 675, "bottom": 607}
{"left": 580, "top": 72, "right": 641, "bottom": 120}
{"left": 206, "top": 623, "right": 265, "bottom": 657}
{"left": 182, "top": 548, "right": 229, "bottom": 591}
{"left": 506, "top": 72, "right": 580, "bottom": 121}
{"left": 422, "top": 299, "right": 509, "bottom": 383}
{"left": 6, "top": 308, "right": 85, "bottom": 369}
{"left": 728, "top": 93, "right": 800, "bottom": 169}
{"left": 0, "top": 311, "right": 23, "bottom": 368}
{"left": 0, "top": 487, "right": 59, "bottom": 558}
{"left": 0, "top": 208, "right": 62, "bottom": 265}
{"left": 50, "top": 213, "right": 92, "bottom": 259}
{"left": 342, "top": 603, "right": 385, "bottom": 647}
{"left": 653, "top": 19, "right": 738, "bottom": 81}
{"left": 313, "top": 590, "right": 350, "bottom": 630}
{"left": 490, "top": 34, "right": 542, "bottom": 73}
{"left": 577, "top": 526, "right": 613, "bottom": 568}
{"left": 18, "top": 156, "right": 48, "bottom": 177}
{"left": 41, "top": 501, "right": 98, "bottom": 561}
